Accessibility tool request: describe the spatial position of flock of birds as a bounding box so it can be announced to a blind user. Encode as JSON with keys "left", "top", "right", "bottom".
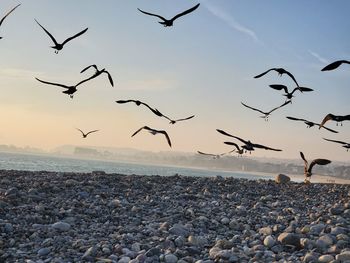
{"left": 1, "top": 3, "right": 349, "bottom": 182}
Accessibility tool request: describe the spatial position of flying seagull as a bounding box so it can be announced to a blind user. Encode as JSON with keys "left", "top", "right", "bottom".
{"left": 321, "top": 60, "right": 350, "bottom": 71}
{"left": 323, "top": 138, "right": 350, "bottom": 151}
{"left": 241, "top": 100, "right": 291, "bottom": 121}
{"left": 216, "top": 129, "right": 282, "bottom": 153}
{"left": 197, "top": 150, "right": 234, "bottom": 159}
{"left": 80, "top": 64, "right": 114, "bottom": 87}
{"left": 35, "top": 77, "right": 89, "bottom": 98}
{"left": 161, "top": 114, "right": 195, "bottom": 124}
{"left": 116, "top": 99, "right": 163, "bottom": 117}
{"left": 300, "top": 151, "right": 331, "bottom": 184}
{"left": 319, "top": 114, "right": 350, "bottom": 129}
{"left": 76, "top": 128, "right": 99, "bottom": 138}
{"left": 286, "top": 116, "right": 338, "bottom": 133}
{"left": 254, "top": 68, "right": 300, "bottom": 87}
{"left": 131, "top": 126, "right": 172, "bottom": 147}
{"left": 0, "top": 3, "right": 21, "bottom": 39}
{"left": 223, "top": 141, "right": 245, "bottom": 155}
{"left": 269, "top": 84, "right": 313, "bottom": 102}
{"left": 137, "top": 3, "right": 200, "bottom": 27}
{"left": 35, "top": 19, "right": 88, "bottom": 54}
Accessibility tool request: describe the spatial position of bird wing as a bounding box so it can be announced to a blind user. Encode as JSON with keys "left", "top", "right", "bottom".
{"left": 173, "top": 115, "right": 195, "bottom": 122}
{"left": 158, "top": 130, "right": 172, "bottom": 147}
{"left": 251, "top": 143, "right": 282, "bottom": 151}
{"left": 321, "top": 60, "right": 350, "bottom": 71}
{"left": 197, "top": 151, "right": 216, "bottom": 156}
{"left": 267, "top": 100, "right": 291, "bottom": 114}
{"left": 269, "top": 84, "right": 288, "bottom": 93}
{"left": 319, "top": 126, "right": 339, "bottom": 133}
{"left": 75, "top": 76, "right": 95, "bottom": 87}
{"left": 76, "top": 128, "right": 85, "bottom": 136}
{"left": 85, "top": 130, "right": 99, "bottom": 136}
{"left": 139, "top": 101, "right": 164, "bottom": 117}
{"left": 241, "top": 102, "right": 266, "bottom": 115}
{"left": 131, "top": 126, "right": 147, "bottom": 137}
{"left": 308, "top": 159, "right": 331, "bottom": 173}
{"left": 171, "top": 3, "right": 200, "bottom": 21}
{"left": 0, "top": 3, "right": 21, "bottom": 27}
{"left": 286, "top": 116, "right": 307, "bottom": 122}
{"left": 224, "top": 141, "right": 241, "bottom": 151}
{"left": 284, "top": 71, "right": 299, "bottom": 87}
{"left": 105, "top": 71, "right": 114, "bottom": 87}
{"left": 61, "top": 27, "right": 88, "bottom": 45}
{"left": 216, "top": 129, "right": 248, "bottom": 144}
{"left": 35, "top": 77, "right": 69, "bottom": 89}
{"left": 80, "top": 64, "right": 97, "bottom": 73}
{"left": 254, "top": 69, "right": 274, "bottom": 79}
{"left": 323, "top": 138, "right": 347, "bottom": 145}
{"left": 319, "top": 114, "right": 334, "bottom": 129}
{"left": 339, "top": 115, "right": 350, "bottom": 121}
{"left": 296, "top": 87, "right": 313, "bottom": 93}
{"left": 35, "top": 19, "right": 58, "bottom": 46}
{"left": 137, "top": 8, "right": 167, "bottom": 21}
{"left": 299, "top": 151, "right": 308, "bottom": 168}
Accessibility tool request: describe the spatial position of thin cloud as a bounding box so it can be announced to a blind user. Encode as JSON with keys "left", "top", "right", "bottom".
{"left": 202, "top": 1, "right": 261, "bottom": 44}
{"left": 309, "top": 51, "right": 328, "bottom": 64}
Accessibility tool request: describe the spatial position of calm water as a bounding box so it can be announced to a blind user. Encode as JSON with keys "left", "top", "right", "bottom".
{"left": 0, "top": 151, "right": 275, "bottom": 180}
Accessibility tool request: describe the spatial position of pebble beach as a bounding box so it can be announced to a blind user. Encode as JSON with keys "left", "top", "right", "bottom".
{"left": 1, "top": 170, "right": 350, "bottom": 263}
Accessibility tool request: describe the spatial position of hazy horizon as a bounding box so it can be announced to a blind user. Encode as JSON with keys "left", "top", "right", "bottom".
{"left": 0, "top": 1, "right": 349, "bottom": 163}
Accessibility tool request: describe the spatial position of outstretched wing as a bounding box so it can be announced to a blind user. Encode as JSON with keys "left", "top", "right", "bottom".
{"left": 241, "top": 102, "right": 266, "bottom": 115}
{"left": 224, "top": 141, "right": 241, "bottom": 151}
{"left": 308, "top": 158, "right": 331, "bottom": 173}
{"left": 116, "top": 99, "right": 134, "bottom": 104}
{"left": 35, "top": 19, "right": 58, "bottom": 46}
{"left": 76, "top": 128, "right": 85, "bottom": 136}
{"left": 319, "top": 114, "right": 334, "bottom": 129}
{"left": 284, "top": 70, "right": 299, "bottom": 87}
{"left": 62, "top": 27, "right": 88, "bottom": 45}
{"left": 131, "top": 126, "right": 148, "bottom": 137}
{"left": 139, "top": 102, "right": 163, "bottom": 117}
{"left": 197, "top": 151, "right": 216, "bottom": 156}
{"left": 299, "top": 151, "right": 308, "bottom": 168}
{"left": 323, "top": 138, "right": 347, "bottom": 145}
{"left": 0, "top": 3, "right": 21, "bottom": 27}
{"left": 254, "top": 68, "right": 274, "bottom": 79}
{"left": 171, "top": 3, "right": 200, "bottom": 21}
{"left": 174, "top": 115, "right": 195, "bottom": 122}
{"left": 321, "top": 60, "right": 350, "bottom": 71}
{"left": 286, "top": 116, "right": 307, "bottom": 122}
{"left": 269, "top": 84, "right": 289, "bottom": 93}
{"left": 35, "top": 77, "right": 69, "bottom": 89}
{"left": 85, "top": 130, "right": 99, "bottom": 136}
{"left": 216, "top": 129, "right": 248, "bottom": 144}
{"left": 158, "top": 130, "right": 172, "bottom": 147}
{"left": 252, "top": 143, "right": 282, "bottom": 151}
{"left": 80, "top": 64, "right": 97, "bottom": 73}
{"left": 295, "top": 87, "right": 313, "bottom": 93}
{"left": 137, "top": 8, "right": 167, "bottom": 21}
{"left": 267, "top": 100, "right": 291, "bottom": 114}
{"left": 319, "top": 126, "right": 339, "bottom": 133}
{"left": 105, "top": 71, "right": 114, "bottom": 87}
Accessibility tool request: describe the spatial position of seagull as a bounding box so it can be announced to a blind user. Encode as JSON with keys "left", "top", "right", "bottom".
{"left": 35, "top": 19, "right": 88, "bottom": 54}
{"left": 0, "top": 3, "right": 21, "bottom": 39}
{"left": 321, "top": 60, "right": 350, "bottom": 71}
{"left": 80, "top": 64, "right": 114, "bottom": 87}
{"left": 319, "top": 114, "right": 350, "bottom": 129}
{"left": 300, "top": 151, "right": 331, "bottom": 184}
{"left": 197, "top": 150, "right": 234, "bottom": 159}
{"left": 241, "top": 100, "right": 291, "bottom": 121}
{"left": 35, "top": 77, "right": 89, "bottom": 98}
{"left": 216, "top": 129, "right": 282, "bottom": 153}
{"left": 137, "top": 3, "right": 200, "bottom": 27}
{"left": 286, "top": 116, "right": 338, "bottom": 133}
{"left": 116, "top": 99, "right": 163, "bottom": 117}
{"left": 223, "top": 141, "right": 245, "bottom": 155}
{"left": 76, "top": 128, "right": 99, "bottom": 138}
{"left": 323, "top": 138, "right": 350, "bottom": 151}
{"left": 254, "top": 68, "right": 300, "bottom": 87}
{"left": 161, "top": 114, "right": 195, "bottom": 124}
{"left": 131, "top": 126, "right": 172, "bottom": 147}
{"left": 269, "top": 84, "right": 313, "bottom": 102}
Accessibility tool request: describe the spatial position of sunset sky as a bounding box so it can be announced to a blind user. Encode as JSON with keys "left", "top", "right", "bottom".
{"left": 0, "top": 0, "right": 349, "bottom": 162}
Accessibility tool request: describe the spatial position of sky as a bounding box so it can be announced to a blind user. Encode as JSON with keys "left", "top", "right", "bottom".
{"left": 0, "top": 0, "right": 349, "bottom": 162}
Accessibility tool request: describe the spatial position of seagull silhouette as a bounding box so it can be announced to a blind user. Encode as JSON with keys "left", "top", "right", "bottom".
{"left": 286, "top": 116, "right": 338, "bottom": 133}
{"left": 223, "top": 142, "right": 245, "bottom": 155}
{"left": 137, "top": 3, "right": 200, "bottom": 27}
{"left": 269, "top": 84, "right": 313, "bottom": 102}
{"left": 76, "top": 128, "right": 99, "bottom": 138}
{"left": 321, "top": 60, "right": 350, "bottom": 71}
{"left": 300, "top": 151, "right": 331, "bottom": 184}
{"left": 161, "top": 114, "right": 195, "bottom": 124}
{"left": 319, "top": 114, "right": 350, "bottom": 129}
{"left": 35, "top": 77, "right": 89, "bottom": 98}
{"left": 0, "top": 3, "right": 21, "bottom": 39}
{"left": 35, "top": 19, "right": 88, "bottom": 54}
{"left": 197, "top": 150, "right": 234, "bottom": 159}
{"left": 216, "top": 129, "right": 282, "bottom": 153}
{"left": 131, "top": 126, "right": 172, "bottom": 147}
{"left": 116, "top": 99, "right": 163, "bottom": 117}
{"left": 323, "top": 138, "right": 350, "bottom": 151}
{"left": 80, "top": 64, "right": 114, "bottom": 87}
{"left": 241, "top": 100, "right": 291, "bottom": 121}
{"left": 254, "top": 68, "right": 300, "bottom": 87}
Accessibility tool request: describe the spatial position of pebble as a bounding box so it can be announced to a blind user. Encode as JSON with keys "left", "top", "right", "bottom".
{"left": 51, "top": 221, "right": 71, "bottom": 232}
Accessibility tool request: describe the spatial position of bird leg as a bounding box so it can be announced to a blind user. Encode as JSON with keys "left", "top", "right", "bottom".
{"left": 70, "top": 94, "right": 74, "bottom": 99}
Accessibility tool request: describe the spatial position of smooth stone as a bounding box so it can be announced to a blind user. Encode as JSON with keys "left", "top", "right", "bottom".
{"left": 331, "top": 227, "right": 347, "bottom": 235}
{"left": 51, "top": 221, "right": 71, "bottom": 232}
{"left": 310, "top": 224, "right": 325, "bottom": 235}
{"left": 275, "top": 174, "right": 290, "bottom": 184}
{"left": 118, "top": 257, "right": 131, "bottom": 263}
{"left": 318, "top": 235, "right": 334, "bottom": 246}
{"left": 303, "top": 252, "right": 318, "bottom": 263}
{"left": 259, "top": 227, "right": 272, "bottom": 236}
{"left": 263, "top": 235, "right": 276, "bottom": 248}
{"left": 336, "top": 251, "right": 350, "bottom": 261}
{"left": 175, "top": 236, "right": 185, "bottom": 247}
{"left": 329, "top": 206, "right": 344, "bottom": 215}
{"left": 188, "top": 235, "right": 208, "bottom": 247}
{"left": 82, "top": 246, "right": 97, "bottom": 259}
{"left": 277, "top": 233, "right": 301, "bottom": 248}
{"left": 4, "top": 223, "right": 13, "bottom": 233}
{"left": 318, "top": 254, "right": 335, "bottom": 263}
{"left": 169, "top": 224, "right": 189, "bottom": 237}
{"left": 37, "top": 248, "right": 50, "bottom": 256}
{"left": 164, "top": 254, "right": 178, "bottom": 263}
{"left": 145, "top": 247, "right": 161, "bottom": 257}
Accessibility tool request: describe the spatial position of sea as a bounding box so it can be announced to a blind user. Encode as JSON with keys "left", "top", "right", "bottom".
{"left": 0, "top": 151, "right": 279, "bottom": 181}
